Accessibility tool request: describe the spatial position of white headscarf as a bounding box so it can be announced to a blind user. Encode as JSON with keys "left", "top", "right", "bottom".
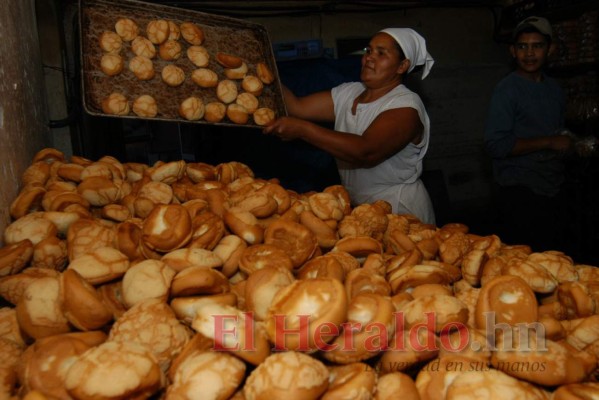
{"left": 379, "top": 28, "right": 434, "bottom": 79}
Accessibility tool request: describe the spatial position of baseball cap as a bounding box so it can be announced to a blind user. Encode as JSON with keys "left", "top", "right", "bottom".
{"left": 513, "top": 16, "right": 553, "bottom": 41}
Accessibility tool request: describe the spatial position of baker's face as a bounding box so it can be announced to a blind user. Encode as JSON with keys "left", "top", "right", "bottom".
{"left": 510, "top": 32, "right": 552, "bottom": 75}
{"left": 360, "top": 33, "right": 407, "bottom": 86}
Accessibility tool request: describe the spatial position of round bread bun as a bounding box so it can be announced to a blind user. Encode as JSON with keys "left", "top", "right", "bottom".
{"left": 4, "top": 212, "right": 57, "bottom": 246}
{"left": 241, "top": 75, "right": 264, "bottom": 96}
{"left": 108, "top": 298, "right": 191, "bottom": 372}
{"left": 131, "top": 35, "right": 156, "bottom": 58}
{"left": 180, "top": 21, "right": 204, "bottom": 45}
{"left": 114, "top": 18, "right": 138, "bottom": 41}
{"left": 66, "top": 246, "right": 130, "bottom": 285}
{"left": 170, "top": 293, "right": 238, "bottom": 324}
{"left": 244, "top": 351, "right": 329, "bottom": 399}
{"left": 166, "top": 351, "right": 246, "bottom": 400}
{"left": 60, "top": 269, "right": 113, "bottom": 331}
{"left": 192, "top": 302, "right": 271, "bottom": 365}
{"left": 133, "top": 94, "right": 158, "bottom": 118}
{"left": 216, "top": 79, "right": 238, "bottom": 104}
{"left": 226, "top": 104, "right": 249, "bottom": 125}
{"left": 142, "top": 204, "right": 192, "bottom": 252}
{"left": 179, "top": 96, "right": 205, "bottom": 121}
{"left": 266, "top": 277, "right": 347, "bottom": 352}
{"left": 146, "top": 19, "right": 170, "bottom": 44}
{"left": 98, "top": 30, "right": 122, "bottom": 53}
{"left": 239, "top": 243, "right": 294, "bottom": 275}
{"left": 204, "top": 102, "right": 227, "bottom": 123}
{"left": 253, "top": 107, "right": 275, "bottom": 126}
{"left": 158, "top": 39, "right": 182, "bottom": 61}
{"left": 161, "top": 64, "right": 185, "bottom": 87}
{"left": 64, "top": 341, "right": 164, "bottom": 399}
{"left": 216, "top": 52, "right": 242, "bottom": 68}
{"left": 15, "top": 276, "right": 70, "bottom": 339}
{"left": 101, "top": 92, "right": 129, "bottom": 115}
{"left": 324, "top": 363, "right": 377, "bottom": 400}
{"left": 187, "top": 46, "right": 210, "bottom": 67}
{"left": 167, "top": 20, "right": 180, "bottom": 40}
{"left": 264, "top": 218, "right": 318, "bottom": 268}
{"left": 121, "top": 260, "right": 176, "bottom": 308}
{"left": 100, "top": 53, "right": 124, "bottom": 76}
{"left": 376, "top": 372, "right": 420, "bottom": 400}
{"left": 245, "top": 266, "right": 295, "bottom": 321}
{"left": 170, "top": 266, "right": 229, "bottom": 297}
{"left": 236, "top": 92, "right": 259, "bottom": 114}
{"left": 475, "top": 274, "right": 538, "bottom": 331}
{"left": 191, "top": 68, "right": 218, "bottom": 88}
{"left": 256, "top": 61, "right": 275, "bottom": 84}
{"left": 129, "top": 55, "right": 155, "bottom": 80}
{"left": 0, "top": 239, "right": 33, "bottom": 277}
{"left": 212, "top": 234, "right": 248, "bottom": 277}
{"left": 224, "top": 62, "right": 248, "bottom": 80}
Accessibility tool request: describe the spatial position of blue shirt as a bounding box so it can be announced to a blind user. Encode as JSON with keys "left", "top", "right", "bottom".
{"left": 484, "top": 72, "right": 565, "bottom": 196}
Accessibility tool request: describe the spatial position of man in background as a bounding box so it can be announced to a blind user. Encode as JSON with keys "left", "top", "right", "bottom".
{"left": 484, "top": 16, "right": 573, "bottom": 251}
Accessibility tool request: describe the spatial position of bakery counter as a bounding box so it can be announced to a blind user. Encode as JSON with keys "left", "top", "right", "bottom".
{"left": 1, "top": 147, "right": 599, "bottom": 399}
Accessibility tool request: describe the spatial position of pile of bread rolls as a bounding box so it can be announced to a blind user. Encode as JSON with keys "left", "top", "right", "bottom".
{"left": 1, "top": 147, "right": 599, "bottom": 399}
{"left": 97, "top": 16, "right": 277, "bottom": 126}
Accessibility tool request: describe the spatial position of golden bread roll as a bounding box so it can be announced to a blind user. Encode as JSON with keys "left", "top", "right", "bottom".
{"left": 191, "top": 67, "right": 218, "bottom": 88}
{"left": 0, "top": 307, "right": 26, "bottom": 346}
{"left": 66, "top": 246, "right": 130, "bottom": 285}
{"left": 4, "top": 212, "right": 57, "bottom": 246}
{"left": 129, "top": 55, "right": 155, "bottom": 80}
{"left": 167, "top": 20, "right": 180, "bottom": 40}
{"left": 170, "top": 266, "right": 229, "bottom": 297}
{"left": 253, "top": 107, "right": 275, "bottom": 126}
{"left": 402, "top": 294, "right": 469, "bottom": 332}
{"left": 133, "top": 94, "right": 158, "bottom": 118}
{"left": 180, "top": 22, "right": 204, "bottom": 45}
{"left": 377, "top": 327, "right": 439, "bottom": 373}
{"left": 415, "top": 356, "right": 478, "bottom": 400}
{"left": 0, "top": 267, "right": 59, "bottom": 306}
{"left": 131, "top": 35, "right": 156, "bottom": 58}
{"left": 166, "top": 351, "right": 246, "bottom": 400}
{"left": 15, "top": 276, "right": 70, "bottom": 339}
{"left": 179, "top": 96, "right": 205, "bottom": 121}
{"left": 64, "top": 341, "right": 164, "bottom": 399}
{"left": 223, "top": 208, "right": 264, "bottom": 245}
{"left": 161, "top": 247, "right": 223, "bottom": 272}
{"left": 241, "top": 74, "right": 264, "bottom": 96}
{"left": 226, "top": 104, "right": 249, "bottom": 125}
{"left": 121, "top": 260, "right": 176, "bottom": 308}
{"left": 101, "top": 92, "right": 130, "bottom": 115}
{"left": 376, "top": 372, "right": 420, "bottom": 400}
{"left": 323, "top": 363, "right": 377, "bottom": 400}
{"left": 443, "top": 369, "right": 551, "bottom": 399}
{"left": 224, "top": 62, "right": 248, "bottom": 80}
{"left": 170, "top": 293, "right": 238, "bottom": 324}
{"left": 158, "top": 39, "right": 182, "bottom": 61}
{"left": 245, "top": 266, "right": 295, "bottom": 321}
{"left": 332, "top": 236, "right": 383, "bottom": 259}
{"left": 60, "top": 269, "right": 113, "bottom": 331}
{"left": 323, "top": 293, "right": 394, "bottom": 364}
{"left": 161, "top": 64, "right": 185, "bottom": 87}
{"left": 204, "top": 102, "right": 227, "bottom": 123}
{"left": 114, "top": 18, "right": 138, "bottom": 41}
{"left": 264, "top": 218, "right": 318, "bottom": 268}
{"left": 149, "top": 159, "right": 186, "bottom": 184}
{"left": 297, "top": 254, "right": 346, "bottom": 281}
{"left": 266, "top": 277, "right": 347, "bottom": 352}
{"left": 100, "top": 53, "right": 124, "bottom": 76}
{"left": 475, "top": 274, "right": 538, "bottom": 331}
{"left": 66, "top": 219, "right": 115, "bottom": 261}
{"left": 0, "top": 239, "right": 33, "bottom": 277}
{"left": 239, "top": 243, "right": 294, "bottom": 275}
{"left": 187, "top": 45, "right": 210, "bottom": 67}
{"left": 216, "top": 79, "right": 238, "bottom": 104}
{"left": 256, "top": 61, "right": 275, "bottom": 84}
{"left": 98, "top": 30, "right": 122, "bottom": 53}
{"left": 31, "top": 235, "right": 68, "bottom": 270}
{"left": 236, "top": 92, "right": 259, "bottom": 114}
{"left": 212, "top": 234, "right": 248, "bottom": 277}
{"left": 216, "top": 52, "right": 242, "bottom": 68}
{"left": 18, "top": 332, "right": 107, "bottom": 400}
{"left": 77, "top": 175, "right": 121, "bottom": 206}
{"left": 142, "top": 204, "right": 192, "bottom": 252}
{"left": 108, "top": 298, "right": 191, "bottom": 372}
{"left": 192, "top": 302, "right": 271, "bottom": 365}
{"left": 243, "top": 351, "right": 329, "bottom": 399}
{"left": 146, "top": 19, "right": 170, "bottom": 44}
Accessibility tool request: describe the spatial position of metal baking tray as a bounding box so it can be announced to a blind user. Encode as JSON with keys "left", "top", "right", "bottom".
{"left": 79, "top": 0, "right": 287, "bottom": 128}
